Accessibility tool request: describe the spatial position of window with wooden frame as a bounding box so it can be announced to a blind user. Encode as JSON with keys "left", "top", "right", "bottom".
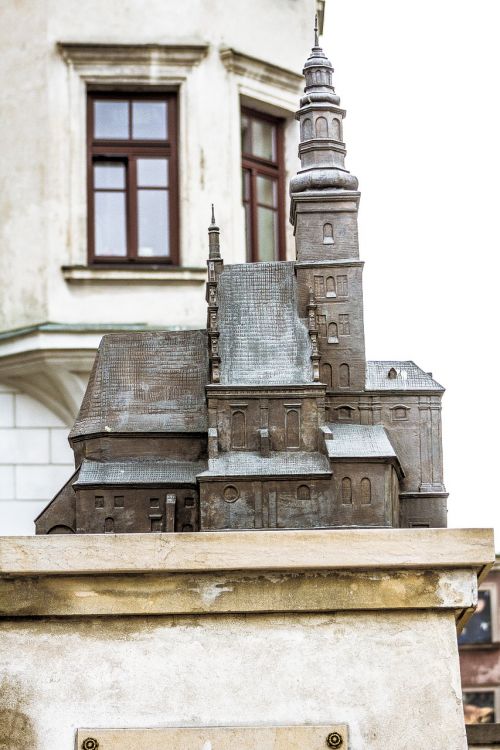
{"left": 87, "top": 92, "right": 178, "bottom": 264}
{"left": 241, "top": 108, "right": 286, "bottom": 262}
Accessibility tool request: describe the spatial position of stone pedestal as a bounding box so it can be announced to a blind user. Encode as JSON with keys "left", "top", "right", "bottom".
{"left": 0, "top": 528, "right": 494, "bottom": 750}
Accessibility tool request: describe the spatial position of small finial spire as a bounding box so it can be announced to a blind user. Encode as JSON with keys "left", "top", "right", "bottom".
{"left": 314, "top": 13, "right": 319, "bottom": 47}
{"left": 208, "top": 202, "right": 221, "bottom": 260}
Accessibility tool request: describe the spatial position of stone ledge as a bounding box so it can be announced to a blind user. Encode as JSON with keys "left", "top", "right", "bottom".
{"left": 0, "top": 528, "right": 494, "bottom": 576}
{"left": 466, "top": 723, "right": 500, "bottom": 746}
{"left": 0, "top": 568, "right": 477, "bottom": 618}
{"left": 62, "top": 265, "right": 206, "bottom": 284}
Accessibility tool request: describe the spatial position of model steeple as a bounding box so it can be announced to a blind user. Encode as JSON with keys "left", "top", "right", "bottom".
{"left": 206, "top": 205, "right": 223, "bottom": 384}
{"left": 290, "top": 20, "right": 358, "bottom": 197}
{"left": 291, "top": 22, "right": 366, "bottom": 392}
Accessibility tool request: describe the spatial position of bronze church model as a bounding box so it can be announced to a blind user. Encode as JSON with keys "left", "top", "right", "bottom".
{"left": 36, "top": 30, "right": 447, "bottom": 535}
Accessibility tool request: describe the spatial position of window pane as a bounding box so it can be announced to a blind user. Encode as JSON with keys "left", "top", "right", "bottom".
{"left": 137, "top": 158, "right": 168, "bottom": 187}
{"left": 132, "top": 101, "right": 167, "bottom": 140}
{"left": 256, "top": 175, "right": 277, "bottom": 207}
{"left": 463, "top": 692, "right": 495, "bottom": 724}
{"left": 252, "top": 118, "right": 276, "bottom": 161}
{"left": 94, "top": 192, "right": 127, "bottom": 256}
{"left": 241, "top": 115, "right": 251, "bottom": 154}
{"left": 94, "top": 162, "right": 126, "bottom": 189}
{"left": 257, "top": 206, "right": 278, "bottom": 261}
{"left": 458, "top": 590, "right": 492, "bottom": 645}
{"left": 242, "top": 168, "right": 251, "bottom": 201}
{"left": 138, "top": 189, "right": 169, "bottom": 257}
{"left": 94, "top": 101, "right": 129, "bottom": 139}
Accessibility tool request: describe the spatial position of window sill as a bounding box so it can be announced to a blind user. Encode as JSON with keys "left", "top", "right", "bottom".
{"left": 62, "top": 265, "right": 206, "bottom": 284}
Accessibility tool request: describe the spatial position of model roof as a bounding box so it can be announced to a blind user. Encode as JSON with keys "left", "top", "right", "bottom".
{"left": 70, "top": 330, "right": 209, "bottom": 439}
{"left": 325, "top": 424, "right": 397, "bottom": 459}
{"left": 202, "top": 451, "right": 331, "bottom": 478}
{"left": 365, "top": 361, "right": 444, "bottom": 391}
{"left": 218, "top": 261, "right": 313, "bottom": 385}
{"left": 75, "top": 458, "right": 206, "bottom": 485}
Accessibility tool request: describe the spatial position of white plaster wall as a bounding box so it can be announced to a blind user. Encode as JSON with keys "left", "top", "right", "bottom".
{"left": 0, "top": 381, "right": 73, "bottom": 534}
{"left": 0, "top": 0, "right": 313, "bottom": 331}
{"left": 0, "top": 611, "right": 468, "bottom": 749}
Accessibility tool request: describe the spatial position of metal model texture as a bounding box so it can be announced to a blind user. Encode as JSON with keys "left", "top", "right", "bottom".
{"left": 36, "top": 30, "right": 447, "bottom": 535}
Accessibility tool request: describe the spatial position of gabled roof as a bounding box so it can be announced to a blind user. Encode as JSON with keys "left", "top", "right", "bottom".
{"left": 74, "top": 458, "right": 207, "bottom": 486}
{"left": 201, "top": 451, "right": 331, "bottom": 478}
{"left": 218, "top": 261, "right": 313, "bottom": 385}
{"left": 70, "top": 330, "right": 209, "bottom": 439}
{"left": 365, "top": 361, "right": 444, "bottom": 391}
{"left": 325, "top": 423, "right": 398, "bottom": 459}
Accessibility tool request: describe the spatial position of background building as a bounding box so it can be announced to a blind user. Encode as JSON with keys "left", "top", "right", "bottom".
{"left": 0, "top": 0, "right": 323, "bottom": 533}
{"left": 460, "top": 559, "right": 500, "bottom": 726}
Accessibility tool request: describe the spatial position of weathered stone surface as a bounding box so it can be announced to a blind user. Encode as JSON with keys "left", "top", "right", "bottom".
{"left": 0, "top": 611, "right": 469, "bottom": 750}
{"left": 0, "top": 528, "right": 494, "bottom": 576}
{"left": 0, "top": 568, "right": 477, "bottom": 618}
{"left": 0, "top": 528, "right": 492, "bottom": 749}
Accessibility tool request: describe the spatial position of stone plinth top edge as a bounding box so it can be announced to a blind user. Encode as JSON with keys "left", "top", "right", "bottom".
{"left": 0, "top": 528, "right": 494, "bottom": 577}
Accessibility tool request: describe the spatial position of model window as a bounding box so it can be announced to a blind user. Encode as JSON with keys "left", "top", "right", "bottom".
{"left": 337, "top": 275, "right": 348, "bottom": 296}
{"left": 339, "top": 314, "right": 350, "bottom": 335}
{"left": 88, "top": 93, "right": 178, "bottom": 264}
{"left": 459, "top": 590, "right": 493, "bottom": 645}
{"left": 241, "top": 108, "right": 285, "bottom": 262}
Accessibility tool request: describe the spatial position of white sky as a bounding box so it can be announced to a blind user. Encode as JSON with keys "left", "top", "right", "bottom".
{"left": 323, "top": 1, "right": 500, "bottom": 546}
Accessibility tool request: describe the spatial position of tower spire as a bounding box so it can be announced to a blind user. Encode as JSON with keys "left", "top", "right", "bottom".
{"left": 206, "top": 204, "right": 223, "bottom": 384}
{"left": 208, "top": 203, "right": 221, "bottom": 260}
{"left": 290, "top": 35, "right": 366, "bottom": 393}
{"left": 289, "top": 32, "right": 358, "bottom": 196}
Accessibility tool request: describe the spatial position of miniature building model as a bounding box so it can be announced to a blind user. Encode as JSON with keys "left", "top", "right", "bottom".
{"left": 36, "top": 28, "right": 447, "bottom": 535}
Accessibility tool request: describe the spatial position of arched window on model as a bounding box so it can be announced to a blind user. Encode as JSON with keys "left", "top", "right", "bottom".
{"left": 328, "top": 322, "right": 338, "bottom": 343}
{"left": 315, "top": 116, "right": 328, "bottom": 137}
{"left": 361, "top": 478, "right": 372, "bottom": 505}
{"left": 326, "top": 276, "right": 336, "bottom": 297}
{"left": 104, "top": 517, "right": 114, "bottom": 533}
{"left": 297, "top": 485, "right": 310, "bottom": 503}
{"left": 331, "top": 118, "right": 341, "bottom": 140}
{"left": 231, "top": 410, "right": 246, "bottom": 449}
{"left": 285, "top": 408, "right": 300, "bottom": 449}
{"left": 341, "top": 477, "right": 352, "bottom": 504}
{"left": 302, "top": 118, "right": 313, "bottom": 140}
{"left": 323, "top": 223, "right": 334, "bottom": 245}
{"left": 321, "top": 362, "right": 333, "bottom": 389}
{"left": 339, "top": 363, "right": 350, "bottom": 388}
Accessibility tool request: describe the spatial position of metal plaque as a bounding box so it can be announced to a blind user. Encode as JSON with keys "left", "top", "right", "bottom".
{"left": 77, "top": 724, "right": 348, "bottom": 750}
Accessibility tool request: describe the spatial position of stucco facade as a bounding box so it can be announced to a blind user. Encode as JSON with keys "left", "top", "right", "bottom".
{"left": 0, "top": 0, "right": 320, "bottom": 533}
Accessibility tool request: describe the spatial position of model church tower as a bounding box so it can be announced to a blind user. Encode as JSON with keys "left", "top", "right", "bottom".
{"left": 36, "top": 27, "right": 447, "bottom": 535}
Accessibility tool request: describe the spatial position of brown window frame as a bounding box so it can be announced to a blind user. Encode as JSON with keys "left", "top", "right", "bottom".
{"left": 87, "top": 91, "right": 179, "bottom": 265}
{"left": 241, "top": 107, "right": 286, "bottom": 263}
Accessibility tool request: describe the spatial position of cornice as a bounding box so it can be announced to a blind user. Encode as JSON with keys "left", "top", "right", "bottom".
{"left": 219, "top": 47, "right": 302, "bottom": 94}
{"left": 57, "top": 41, "right": 209, "bottom": 78}
{"left": 206, "top": 384, "right": 326, "bottom": 399}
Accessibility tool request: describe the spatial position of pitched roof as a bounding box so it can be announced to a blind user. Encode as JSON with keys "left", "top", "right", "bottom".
{"left": 218, "top": 261, "right": 313, "bottom": 385}
{"left": 70, "top": 330, "right": 209, "bottom": 438}
{"left": 201, "top": 451, "right": 331, "bottom": 478}
{"left": 325, "top": 423, "right": 397, "bottom": 459}
{"left": 74, "top": 459, "right": 207, "bottom": 486}
{"left": 365, "top": 361, "right": 444, "bottom": 391}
